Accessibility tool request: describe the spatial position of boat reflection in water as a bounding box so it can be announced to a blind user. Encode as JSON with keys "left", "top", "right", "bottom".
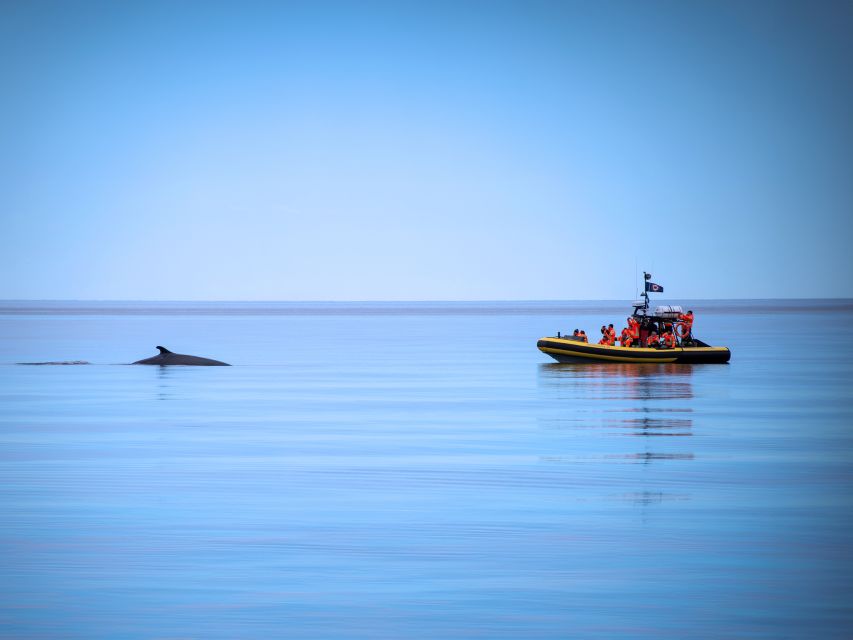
{"left": 537, "top": 362, "right": 696, "bottom": 505}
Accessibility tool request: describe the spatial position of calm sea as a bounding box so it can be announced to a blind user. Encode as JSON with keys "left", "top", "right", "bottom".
{"left": 1, "top": 300, "right": 852, "bottom": 639}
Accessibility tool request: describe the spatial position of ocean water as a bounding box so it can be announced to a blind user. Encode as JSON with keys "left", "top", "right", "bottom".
{"left": 1, "top": 300, "right": 852, "bottom": 639}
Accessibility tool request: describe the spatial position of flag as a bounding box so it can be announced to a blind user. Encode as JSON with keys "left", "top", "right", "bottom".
{"left": 645, "top": 281, "right": 664, "bottom": 293}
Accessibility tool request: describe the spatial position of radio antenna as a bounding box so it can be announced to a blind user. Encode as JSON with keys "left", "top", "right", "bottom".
{"left": 634, "top": 257, "right": 638, "bottom": 299}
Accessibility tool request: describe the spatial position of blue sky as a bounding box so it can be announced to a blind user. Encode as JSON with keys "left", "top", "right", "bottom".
{"left": 1, "top": 0, "right": 851, "bottom": 300}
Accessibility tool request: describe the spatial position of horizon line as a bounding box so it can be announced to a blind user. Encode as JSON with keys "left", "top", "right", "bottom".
{"left": 1, "top": 297, "right": 852, "bottom": 304}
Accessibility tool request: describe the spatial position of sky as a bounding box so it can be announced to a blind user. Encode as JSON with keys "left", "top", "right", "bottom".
{"left": 1, "top": 0, "right": 851, "bottom": 300}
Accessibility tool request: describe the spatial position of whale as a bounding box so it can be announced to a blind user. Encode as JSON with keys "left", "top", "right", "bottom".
{"left": 132, "top": 346, "right": 230, "bottom": 366}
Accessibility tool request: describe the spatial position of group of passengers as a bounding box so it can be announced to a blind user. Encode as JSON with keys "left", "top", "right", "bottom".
{"left": 570, "top": 310, "right": 694, "bottom": 349}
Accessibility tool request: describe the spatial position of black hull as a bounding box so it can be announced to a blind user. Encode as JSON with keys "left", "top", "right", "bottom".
{"left": 537, "top": 337, "right": 731, "bottom": 364}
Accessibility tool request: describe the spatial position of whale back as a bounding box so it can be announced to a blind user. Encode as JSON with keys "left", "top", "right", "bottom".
{"left": 133, "top": 346, "right": 230, "bottom": 366}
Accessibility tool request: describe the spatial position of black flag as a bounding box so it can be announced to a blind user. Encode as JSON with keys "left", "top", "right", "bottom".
{"left": 645, "top": 281, "right": 664, "bottom": 293}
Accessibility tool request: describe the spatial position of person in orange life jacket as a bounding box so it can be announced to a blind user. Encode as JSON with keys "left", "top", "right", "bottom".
{"left": 579, "top": 330, "right": 588, "bottom": 343}
{"left": 677, "top": 310, "right": 694, "bottom": 337}
{"left": 607, "top": 324, "right": 617, "bottom": 344}
{"left": 598, "top": 325, "right": 609, "bottom": 345}
{"left": 647, "top": 331, "right": 660, "bottom": 347}
{"left": 620, "top": 326, "right": 634, "bottom": 347}
{"left": 627, "top": 317, "right": 639, "bottom": 340}
{"left": 662, "top": 330, "right": 677, "bottom": 349}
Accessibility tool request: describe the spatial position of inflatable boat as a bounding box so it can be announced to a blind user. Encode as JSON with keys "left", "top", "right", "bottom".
{"left": 537, "top": 336, "right": 730, "bottom": 364}
{"left": 537, "top": 272, "right": 731, "bottom": 364}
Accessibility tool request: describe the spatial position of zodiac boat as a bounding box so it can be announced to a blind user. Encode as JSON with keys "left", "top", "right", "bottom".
{"left": 537, "top": 273, "right": 731, "bottom": 364}
{"left": 537, "top": 336, "right": 731, "bottom": 364}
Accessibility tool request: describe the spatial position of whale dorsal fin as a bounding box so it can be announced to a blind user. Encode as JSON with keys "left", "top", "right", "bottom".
{"left": 156, "top": 346, "right": 173, "bottom": 354}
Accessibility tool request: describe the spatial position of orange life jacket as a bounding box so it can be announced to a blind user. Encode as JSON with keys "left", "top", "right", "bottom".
{"left": 663, "top": 332, "right": 676, "bottom": 348}
{"left": 647, "top": 334, "right": 660, "bottom": 347}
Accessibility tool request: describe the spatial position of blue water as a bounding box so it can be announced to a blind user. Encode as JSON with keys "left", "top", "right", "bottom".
{"left": 1, "top": 301, "right": 852, "bottom": 639}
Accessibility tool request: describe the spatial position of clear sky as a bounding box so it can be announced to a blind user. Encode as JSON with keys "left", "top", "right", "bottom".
{"left": 1, "top": 0, "right": 851, "bottom": 300}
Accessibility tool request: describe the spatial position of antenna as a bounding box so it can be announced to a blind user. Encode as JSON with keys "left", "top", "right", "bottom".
{"left": 634, "top": 257, "right": 638, "bottom": 299}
